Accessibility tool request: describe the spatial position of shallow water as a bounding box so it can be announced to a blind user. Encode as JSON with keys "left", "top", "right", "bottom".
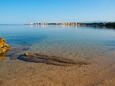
{"left": 0, "top": 25, "right": 115, "bottom": 61}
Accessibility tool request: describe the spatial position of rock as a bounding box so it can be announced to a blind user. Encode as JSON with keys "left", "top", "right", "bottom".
{"left": 0, "top": 38, "right": 10, "bottom": 56}
{"left": 24, "top": 52, "right": 29, "bottom": 56}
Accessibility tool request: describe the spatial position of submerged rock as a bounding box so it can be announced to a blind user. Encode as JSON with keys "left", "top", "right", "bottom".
{"left": 7, "top": 46, "right": 30, "bottom": 60}
{"left": 18, "top": 52, "right": 89, "bottom": 66}
{"left": 0, "top": 38, "right": 10, "bottom": 56}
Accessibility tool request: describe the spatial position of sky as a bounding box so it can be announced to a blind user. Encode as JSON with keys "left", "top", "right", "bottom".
{"left": 0, "top": 0, "right": 115, "bottom": 24}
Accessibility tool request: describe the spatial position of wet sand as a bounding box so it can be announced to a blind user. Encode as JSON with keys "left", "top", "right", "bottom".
{"left": 0, "top": 51, "right": 115, "bottom": 86}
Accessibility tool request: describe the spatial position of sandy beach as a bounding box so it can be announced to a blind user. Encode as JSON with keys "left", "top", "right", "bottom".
{"left": 0, "top": 51, "right": 115, "bottom": 86}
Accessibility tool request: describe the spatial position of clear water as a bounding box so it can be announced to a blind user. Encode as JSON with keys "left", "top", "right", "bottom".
{"left": 0, "top": 25, "right": 115, "bottom": 60}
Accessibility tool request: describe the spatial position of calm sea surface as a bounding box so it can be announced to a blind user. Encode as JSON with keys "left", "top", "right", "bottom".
{"left": 0, "top": 25, "right": 115, "bottom": 60}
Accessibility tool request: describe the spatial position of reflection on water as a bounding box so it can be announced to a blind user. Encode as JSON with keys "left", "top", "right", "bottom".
{"left": 0, "top": 25, "right": 115, "bottom": 60}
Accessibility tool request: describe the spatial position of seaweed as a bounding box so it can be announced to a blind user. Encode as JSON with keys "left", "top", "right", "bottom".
{"left": 17, "top": 52, "right": 89, "bottom": 66}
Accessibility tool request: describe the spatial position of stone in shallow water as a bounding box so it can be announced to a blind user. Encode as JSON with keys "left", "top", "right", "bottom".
{"left": 7, "top": 46, "right": 30, "bottom": 60}
{"left": 18, "top": 52, "right": 89, "bottom": 66}
{"left": 0, "top": 38, "right": 10, "bottom": 56}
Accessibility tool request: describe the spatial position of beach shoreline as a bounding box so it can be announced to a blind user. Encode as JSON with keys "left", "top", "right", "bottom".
{"left": 0, "top": 50, "right": 115, "bottom": 86}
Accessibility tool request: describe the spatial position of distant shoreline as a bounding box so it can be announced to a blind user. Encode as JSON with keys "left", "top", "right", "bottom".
{"left": 78, "top": 22, "right": 115, "bottom": 28}
{"left": 25, "top": 22, "right": 115, "bottom": 29}
{"left": 0, "top": 22, "right": 115, "bottom": 29}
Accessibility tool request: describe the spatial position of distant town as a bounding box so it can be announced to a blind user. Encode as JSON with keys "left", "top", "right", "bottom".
{"left": 26, "top": 22, "right": 115, "bottom": 28}
{"left": 26, "top": 22, "right": 78, "bottom": 27}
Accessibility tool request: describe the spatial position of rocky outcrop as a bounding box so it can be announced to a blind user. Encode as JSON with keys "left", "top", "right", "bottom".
{"left": 0, "top": 38, "right": 10, "bottom": 56}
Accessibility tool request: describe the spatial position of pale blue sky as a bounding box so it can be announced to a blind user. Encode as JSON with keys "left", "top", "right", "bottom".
{"left": 0, "top": 0, "right": 115, "bottom": 24}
